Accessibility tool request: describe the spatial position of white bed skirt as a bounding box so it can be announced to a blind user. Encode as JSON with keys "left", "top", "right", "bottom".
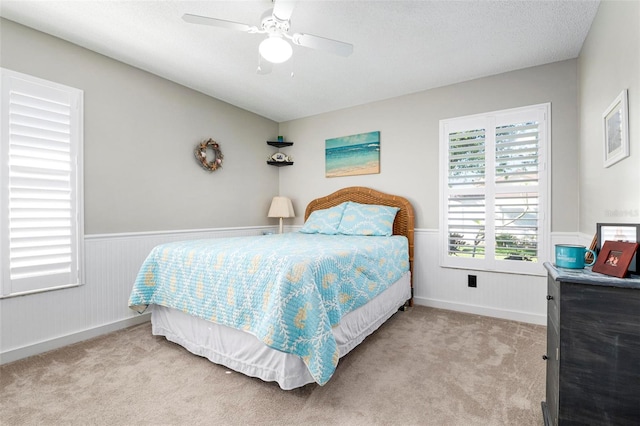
{"left": 151, "top": 272, "right": 411, "bottom": 390}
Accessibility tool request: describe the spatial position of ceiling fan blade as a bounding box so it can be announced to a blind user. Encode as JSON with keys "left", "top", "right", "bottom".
{"left": 272, "top": 0, "right": 296, "bottom": 22}
{"left": 182, "top": 13, "right": 255, "bottom": 32}
{"left": 292, "top": 33, "right": 353, "bottom": 57}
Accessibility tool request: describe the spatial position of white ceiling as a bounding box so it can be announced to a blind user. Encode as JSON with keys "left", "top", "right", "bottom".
{"left": 0, "top": 0, "right": 600, "bottom": 122}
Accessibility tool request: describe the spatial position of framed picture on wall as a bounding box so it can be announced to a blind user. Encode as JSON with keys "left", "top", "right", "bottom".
{"left": 325, "top": 131, "right": 380, "bottom": 178}
{"left": 602, "top": 89, "right": 629, "bottom": 168}
{"left": 596, "top": 223, "right": 639, "bottom": 274}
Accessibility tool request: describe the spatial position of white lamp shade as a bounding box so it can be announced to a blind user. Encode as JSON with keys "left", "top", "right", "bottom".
{"left": 268, "top": 196, "right": 295, "bottom": 218}
{"left": 259, "top": 35, "right": 293, "bottom": 64}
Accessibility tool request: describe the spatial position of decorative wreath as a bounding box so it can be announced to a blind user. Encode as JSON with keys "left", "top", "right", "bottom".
{"left": 194, "top": 138, "right": 223, "bottom": 172}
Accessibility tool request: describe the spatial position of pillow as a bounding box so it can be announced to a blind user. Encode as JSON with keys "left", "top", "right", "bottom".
{"left": 337, "top": 202, "right": 399, "bottom": 236}
{"left": 299, "top": 203, "right": 348, "bottom": 234}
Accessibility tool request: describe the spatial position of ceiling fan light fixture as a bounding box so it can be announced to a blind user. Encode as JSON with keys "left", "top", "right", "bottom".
{"left": 259, "top": 35, "right": 292, "bottom": 64}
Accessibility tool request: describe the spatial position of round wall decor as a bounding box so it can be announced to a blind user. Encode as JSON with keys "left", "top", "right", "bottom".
{"left": 195, "top": 138, "right": 223, "bottom": 172}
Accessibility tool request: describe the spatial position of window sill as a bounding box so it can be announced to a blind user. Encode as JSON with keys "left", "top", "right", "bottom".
{"left": 0, "top": 282, "right": 84, "bottom": 299}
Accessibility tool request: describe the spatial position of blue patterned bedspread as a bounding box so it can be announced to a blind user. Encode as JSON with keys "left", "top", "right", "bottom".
{"left": 128, "top": 232, "right": 409, "bottom": 385}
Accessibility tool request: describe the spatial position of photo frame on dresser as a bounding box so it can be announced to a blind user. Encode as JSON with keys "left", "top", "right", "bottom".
{"left": 596, "top": 223, "right": 639, "bottom": 274}
{"left": 592, "top": 241, "right": 639, "bottom": 278}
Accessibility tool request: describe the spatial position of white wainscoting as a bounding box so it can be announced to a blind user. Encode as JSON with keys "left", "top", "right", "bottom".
{"left": 0, "top": 226, "right": 273, "bottom": 364}
{"left": 0, "top": 226, "right": 586, "bottom": 364}
{"left": 411, "top": 230, "right": 590, "bottom": 326}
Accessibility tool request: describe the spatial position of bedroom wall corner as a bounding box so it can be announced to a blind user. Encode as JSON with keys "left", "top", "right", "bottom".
{"left": 578, "top": 1, "right": 640, "bottom": 234}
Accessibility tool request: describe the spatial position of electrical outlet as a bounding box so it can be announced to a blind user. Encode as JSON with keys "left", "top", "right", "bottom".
{"left": 468, "top": 275, "right": 477, "bottom": 288}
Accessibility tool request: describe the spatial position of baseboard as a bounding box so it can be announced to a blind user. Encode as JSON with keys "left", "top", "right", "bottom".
{"left": 0, "top": 313, "right": 151, "bottom": 365}
{"left": 413, "top": 296, "right": 546, "bottom": 326}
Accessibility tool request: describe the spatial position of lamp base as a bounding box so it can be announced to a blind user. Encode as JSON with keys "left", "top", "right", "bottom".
{"left": 279, "top": 217, "right": 284, "bottom": 234}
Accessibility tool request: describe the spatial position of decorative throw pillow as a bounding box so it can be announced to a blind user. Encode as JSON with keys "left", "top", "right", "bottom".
{"left": 337, "top": 202, "right": 399, "bottom": 236}
{"left": 299, "top": 202, "right": 348, "bottom": 234}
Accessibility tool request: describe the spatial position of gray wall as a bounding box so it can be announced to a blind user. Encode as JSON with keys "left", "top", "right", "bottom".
{"left": 0, "top": 18, "right": 279, "bottom": 235}
{"left": 578, "top": 0, "right": 640, "bottom": 234}
{"left": 278, "top": 59, "right": 580, "bottom": 233}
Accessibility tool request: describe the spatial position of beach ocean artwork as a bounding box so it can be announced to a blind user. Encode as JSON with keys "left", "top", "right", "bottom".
{"left": 325, "top": 131, "right": 381, "bottom": 177}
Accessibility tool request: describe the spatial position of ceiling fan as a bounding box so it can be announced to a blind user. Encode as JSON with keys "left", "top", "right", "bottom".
{"left": 182, "top": 0, "right": 353, "bottom": 74}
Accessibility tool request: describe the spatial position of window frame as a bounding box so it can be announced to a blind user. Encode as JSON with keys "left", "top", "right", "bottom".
{"left": 439, "top": 103, "right": 551, "bottom": 276}
{"left": 1, "top": 68, "right": 84, "bottom": 298}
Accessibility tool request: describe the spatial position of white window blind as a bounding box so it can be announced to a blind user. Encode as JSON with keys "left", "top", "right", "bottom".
{"left": 440, "top": 104, "right": 550, "bottom": 275}
{"left": 1, "top": 69, "right": 84, "bottom": 297}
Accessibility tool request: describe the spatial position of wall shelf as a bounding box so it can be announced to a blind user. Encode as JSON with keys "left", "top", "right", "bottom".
{"left": 267, "top": 141, "right": 294, "bottom": 148}
{"left": 266, "top": 161, "right": 294, "bottom": 167}
{"left": 267, "top": 141, "right": 294, "bottom": 166}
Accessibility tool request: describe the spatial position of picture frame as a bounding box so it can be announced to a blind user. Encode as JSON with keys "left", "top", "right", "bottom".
{"left": 325, "top": 131, "right": 380, "bottom": 178}
{"left": 592, "top": 240, "right": 639, "bottom": 278}
{"left": 602, "top": 89, "right": 629, "bottom": 168}
{"left": 596, "top": 223, "right": 639, "bottom": 274}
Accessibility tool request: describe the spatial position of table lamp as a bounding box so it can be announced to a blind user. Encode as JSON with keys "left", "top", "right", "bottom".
{"left": 268, "top": 196, "right": 295, "bottom": 234}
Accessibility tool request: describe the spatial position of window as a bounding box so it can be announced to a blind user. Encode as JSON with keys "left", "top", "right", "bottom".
{"left": 1, "top": 69, "right": 84, "bottom": 297}
{"left": 439, "top": 103, "right": 550, "bottom": 275}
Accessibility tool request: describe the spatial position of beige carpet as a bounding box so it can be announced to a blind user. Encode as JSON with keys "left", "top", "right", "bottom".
{"left": 1, "top": 306, "right": 546, "bottom": 425}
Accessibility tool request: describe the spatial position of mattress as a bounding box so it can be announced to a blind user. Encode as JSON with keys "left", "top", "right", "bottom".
{"left": 150, "top": 271, "right": 411, "bottom": 390}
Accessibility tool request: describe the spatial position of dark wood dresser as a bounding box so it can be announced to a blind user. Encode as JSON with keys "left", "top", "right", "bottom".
{"left": 542, "top": 262, "right": 640, "bottom": 426}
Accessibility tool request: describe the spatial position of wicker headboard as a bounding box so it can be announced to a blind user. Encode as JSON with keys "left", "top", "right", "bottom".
{"left": 305, "top": 186, "right": 415, "bottom": 301}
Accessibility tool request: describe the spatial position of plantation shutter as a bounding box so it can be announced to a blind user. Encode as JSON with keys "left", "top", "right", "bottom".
{"left": 1, "top": 69, "right": 84, "bottom": 297}
{"left": 446, "top": 127, "right": 487, "bottom": 259}
{"left": 494, "top": 121, "right": 540, "bottom": 262}
{"left": 440, "top": 104, "right": 549, "bottom": 275}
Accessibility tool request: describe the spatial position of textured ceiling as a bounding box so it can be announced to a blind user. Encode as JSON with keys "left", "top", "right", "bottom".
{"left": 0, "top": 0, "right": 600, "bottom": 122}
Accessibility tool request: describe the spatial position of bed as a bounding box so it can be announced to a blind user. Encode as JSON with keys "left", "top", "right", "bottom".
{"left": 128, "top": 186, "right": 414, "bottom": 389}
